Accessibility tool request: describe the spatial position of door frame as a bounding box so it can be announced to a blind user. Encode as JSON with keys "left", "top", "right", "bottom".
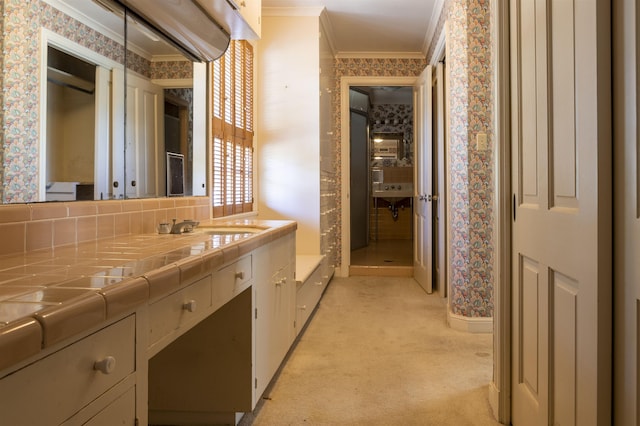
{"left": 491, "top": 0, "right": 512, "bottom": 422}
{"left": 40, "top": 29, "right": 121, "bottom": 201}
{"left": 339, "top": 76, "right": 418, "bottom": 277}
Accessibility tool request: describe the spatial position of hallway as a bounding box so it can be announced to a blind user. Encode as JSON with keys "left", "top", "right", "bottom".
{"left": 240, "top": 276, "right": 498, "bottom": 425}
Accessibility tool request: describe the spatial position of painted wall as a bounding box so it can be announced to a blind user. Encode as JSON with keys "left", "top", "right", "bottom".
{"left": 256, "top": 14, "right": 322, "bottom": 255}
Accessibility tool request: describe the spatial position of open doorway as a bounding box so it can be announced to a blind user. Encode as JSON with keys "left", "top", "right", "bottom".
{"left": 348, "top": 86, "right": 415, "bottom": 276}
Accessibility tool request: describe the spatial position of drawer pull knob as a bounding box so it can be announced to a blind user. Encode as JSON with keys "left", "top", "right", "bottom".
{"left": 298, "top": 305, "right": 307, "bottom": 310}
{"left": 314, "top": 281, "right": 323, "bottom": 286}
{"left": 235, "top": 271, "right": 245, "bottom": 280}
{"left": 94, "top": 356, "right": 116, "bottom": 375}
{"left": 183, "top": 300, "right": 197, "bottom": 312}
{"left": 275, "top": 278, "right": 286, "bottom": 286}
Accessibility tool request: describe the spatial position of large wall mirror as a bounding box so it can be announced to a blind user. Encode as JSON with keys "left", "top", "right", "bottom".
{"left": 0, "top": 0, "right": 207, "bottom": 203}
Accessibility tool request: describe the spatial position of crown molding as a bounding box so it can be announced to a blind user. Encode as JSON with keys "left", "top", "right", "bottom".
{"left": 319, "top": 8, "right": 337, "bottom": 57}
{"left": 262, "top": 6, "right": 324, "bottom": 17}
{"left": 335, "top": 51, "right": 426, "bottom": 60}
{"left": 422, "top": 0, "right": 446, "bottom": 56}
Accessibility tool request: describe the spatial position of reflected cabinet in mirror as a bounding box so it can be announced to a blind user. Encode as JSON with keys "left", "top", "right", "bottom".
{"left": 0, "top": 0, "right": 207, "bottom": 203}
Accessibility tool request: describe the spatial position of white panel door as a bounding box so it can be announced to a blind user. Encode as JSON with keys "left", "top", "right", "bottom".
{"left": 414, "top": 66, "right": 433, "bottom": 293}
{"left": 510, "top": 0, "right": 611, "bottom": 425}
{"left": 125, "top": 74, "right": 164, "bottom": 199}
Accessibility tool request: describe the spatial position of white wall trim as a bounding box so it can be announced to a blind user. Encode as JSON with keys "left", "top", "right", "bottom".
{"left": 429, "top": 26, "right": 447, "bottom": 65}
{"left": 422, "top": 0, "right": 446, "bottom": 56}
{"left": 151, "top": 78, "right": 193, "bottom": 88}
{"left": 319, "top": 8, "right": 337, "bottom": 57}
{"left": 262, "top": 6, "right": 324, "bottom": 17}
{"left": 447, "top": 311, "right": 493, "bottom": 333}
{"left": 339, "top": 75, "right": 419, "bottom": 277}
{"left": 488, "top": 381, "right": 501, "bottom": 421}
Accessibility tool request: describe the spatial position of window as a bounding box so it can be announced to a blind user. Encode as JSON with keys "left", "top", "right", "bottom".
{"left": 211, "top": 40, "right": 254, "bottom": 217}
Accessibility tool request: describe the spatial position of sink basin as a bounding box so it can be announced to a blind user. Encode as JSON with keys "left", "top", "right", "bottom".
{"left": 372, "top": 182, "right": 413, "bottom": 203}
{"left": 197, "top": 225, "right": 266, "bottom": 235}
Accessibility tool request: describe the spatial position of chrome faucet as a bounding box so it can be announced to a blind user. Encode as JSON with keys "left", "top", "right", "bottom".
{"left": 170, "top": 219, "right": 200, "bottom": 234}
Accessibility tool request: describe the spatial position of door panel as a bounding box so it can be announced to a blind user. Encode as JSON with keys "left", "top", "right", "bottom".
{"left": 414, "top": 66, "right": 433, "bottom": 293}
{"left": 435, "top": 62, "right": 447, "bottom": 298}
{"left": 519, "top": 256, "right": 540, "bottom": 397}
{"left": 125, "top": 74, "right": 164, "bottom": 199}
{"left": 510, "top": 0, "right": 611, "bottom": 424}
{"left": 350, "top": 111, "right": 369, "bottom": 250}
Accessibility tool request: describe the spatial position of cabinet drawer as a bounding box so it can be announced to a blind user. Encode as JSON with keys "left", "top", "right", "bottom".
{"left": 212, "top": 255, "right": 252, "bottom": 312}
{"left": 80, "top": 385, "right": 136, "bottom": 426}
{"left": 0, "top": 315, "right": 135, "bottom": 425}
{"left": 148, "top": 275, "right": 213, "bottom": 347}
{"left": 296, "top": 265, "right": 325, "bottom": 333}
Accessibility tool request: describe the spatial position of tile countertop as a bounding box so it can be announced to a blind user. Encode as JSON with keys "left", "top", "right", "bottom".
{"left": 0, "top": 219, "right": 296, "bottom": 372}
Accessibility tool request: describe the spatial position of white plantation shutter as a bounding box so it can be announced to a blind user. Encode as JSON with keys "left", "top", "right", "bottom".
{"left": 210, "top": 40, "right": 254, "bottom": 217}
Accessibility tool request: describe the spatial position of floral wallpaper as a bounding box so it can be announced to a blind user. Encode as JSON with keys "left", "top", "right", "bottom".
{"left": 1, "top": 0, "right": 40, "bottom": 203}
{"left": 0, "top": 0, "right": 191, "bottom": 203}
{"left": 151, "top": 61, "right": 193, "bottom": 80}
{"left": 446, "top": 0, "right": 494, "bottom": 318}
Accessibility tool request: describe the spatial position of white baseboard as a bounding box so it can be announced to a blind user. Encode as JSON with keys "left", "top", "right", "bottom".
{"left": 447, "top": 311, "right": 493, "bottom": 333}
{"left": 489, "top": 381, "right": 501, "bottom": 422}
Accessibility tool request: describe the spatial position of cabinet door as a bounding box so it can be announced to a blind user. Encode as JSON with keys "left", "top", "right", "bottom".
{"left": 255, "top": 262, "right": 295, "bottom": 398}
{"left": 235, "top": 0, "right": 261, "bottom": 37}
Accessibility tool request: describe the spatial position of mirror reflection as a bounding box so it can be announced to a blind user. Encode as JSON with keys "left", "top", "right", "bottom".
{"left": 1, "top": 0, "right": 203, "bottom": 203}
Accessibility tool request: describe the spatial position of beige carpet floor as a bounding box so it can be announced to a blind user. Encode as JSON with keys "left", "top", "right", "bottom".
{"left": 240, "top": 275, "right": 500, "bottom": 426}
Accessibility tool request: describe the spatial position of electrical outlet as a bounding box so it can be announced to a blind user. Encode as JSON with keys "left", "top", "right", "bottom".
{"left": 476, "top": 132, "right": 488, "bottom": 151}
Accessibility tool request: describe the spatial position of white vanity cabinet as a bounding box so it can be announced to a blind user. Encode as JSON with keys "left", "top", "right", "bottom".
{"left": 0, "top": 315, "right": 136, "bottom": 425}
{"left": 198, "top": 0, "right": 261, "bottom": 39}
{"left": 254, "top": 231, "right": 296, "bottom": 399}
{"left": 147, "top": 232, "right": 296, "bottom": 424}
{"left": 295, "top": 257, "right": 326, "bottom": 335}
{"left": 231, "top": 0, "right": 261, "bottom": 38}
{"left": 147, "top": 254, "right": 255, "bottom": 424}
{"left": 0, "top": 222, "right": 298, "bottom": 426}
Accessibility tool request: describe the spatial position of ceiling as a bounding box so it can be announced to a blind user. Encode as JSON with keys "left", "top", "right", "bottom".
{"left": 261, "top": 0, "right": 442, "bottom": 56}
{"left": 59, "top": 0, "right": 442, "bottom": 58}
